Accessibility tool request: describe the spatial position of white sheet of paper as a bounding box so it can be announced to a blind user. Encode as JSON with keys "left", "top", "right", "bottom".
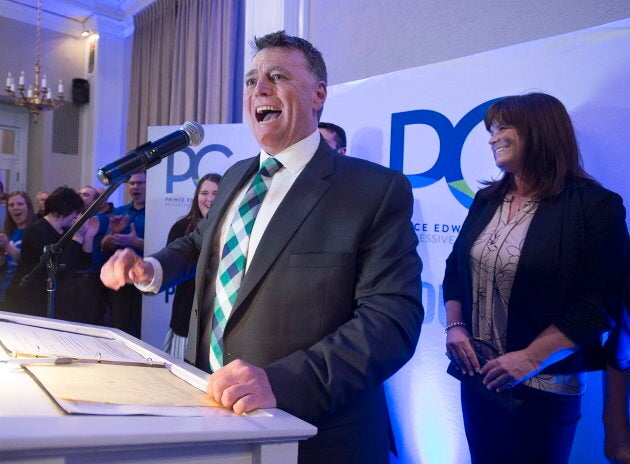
{"left": 0, "top": 321, "right": 148, "bottom": 363}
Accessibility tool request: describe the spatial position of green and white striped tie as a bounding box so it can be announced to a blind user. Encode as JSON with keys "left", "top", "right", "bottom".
{"left": 209, "top": 157, "right": 283, "bottom": 372}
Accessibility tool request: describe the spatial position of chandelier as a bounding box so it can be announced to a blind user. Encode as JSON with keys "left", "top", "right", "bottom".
{"left": 4, "top": 0, "right": 65, "bottom": 123}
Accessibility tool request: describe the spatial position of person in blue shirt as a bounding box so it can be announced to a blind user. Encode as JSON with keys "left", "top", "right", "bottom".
{"left": 101, "top": 172, "right": 146, "bottom": 337}
{"left": 0, "top": 191, "right": 36, "bottom": 304}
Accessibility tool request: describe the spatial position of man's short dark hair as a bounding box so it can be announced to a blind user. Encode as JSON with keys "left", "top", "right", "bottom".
{"left": 318, "top": 122, "right": 347, "bottom": 149}
{"left": 253, "top": 30, "right": 327, "bottom": 84}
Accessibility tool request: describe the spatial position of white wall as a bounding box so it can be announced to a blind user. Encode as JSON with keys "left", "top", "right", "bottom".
{"left": 308, "top": 0, "right": 630, "bottom": 85}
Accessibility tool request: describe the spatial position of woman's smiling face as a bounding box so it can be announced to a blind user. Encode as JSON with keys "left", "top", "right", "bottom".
{"left": 488, "top": 123, "right": 525, "bottom": 174}
{"left": 8, "top": 194, "right": 29, "bottom": 228}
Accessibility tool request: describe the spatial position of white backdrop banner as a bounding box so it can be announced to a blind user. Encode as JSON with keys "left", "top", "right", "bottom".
{"left": 321, "top": 18, "right": 630, "bottom": 464}
{"left": 143, "top": 123, "right": 258, "bottom": 349}
{"left": 143, "top": 18, "right": 629, "bottom": 464}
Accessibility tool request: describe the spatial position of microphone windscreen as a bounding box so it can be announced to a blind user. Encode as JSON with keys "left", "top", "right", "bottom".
{"left": 182, "top": 121, "right": 204, "bottom": 146}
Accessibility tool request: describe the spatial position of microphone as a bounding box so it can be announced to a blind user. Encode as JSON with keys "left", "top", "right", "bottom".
{"left": 97, "top": 121, "right": 204, "bottom": 185}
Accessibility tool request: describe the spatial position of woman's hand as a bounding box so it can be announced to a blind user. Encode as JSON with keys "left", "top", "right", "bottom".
{"left": 481, "top": 324, "right": 578, "bottom": 392}
{"left": 480, "top": 350, "right": 540, "bottom": 392}
{"left": 0, "top": 233, "right": 9, "bottom": 252}
{"left": 0, "top": 234, "right": 20, "bottom": 261}
{"left": 446, "top": 326, "right": 480, "bottom": 376}
{"left": 74, "top": 216, "right": 101, "bottom": 253}
{"left": 84, "top": 216, "right": 100, "bottom": 239}
{"left": 445, "top": 300, "right": 480, "bottom": 376}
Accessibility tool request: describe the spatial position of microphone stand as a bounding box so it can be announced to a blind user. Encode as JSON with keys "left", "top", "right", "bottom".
{"left": 19, "top": 178, "right": 126, "bottom": 319}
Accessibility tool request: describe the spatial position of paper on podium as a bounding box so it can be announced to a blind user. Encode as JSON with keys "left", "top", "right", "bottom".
{"left": 0, "top": 320, "right": 149, "bottom": 364}
{"left": 24, "top": 362, "right": 235, "bottom": 416}
{"left": 0, "top": 317, "right": 238, "bottom": 417}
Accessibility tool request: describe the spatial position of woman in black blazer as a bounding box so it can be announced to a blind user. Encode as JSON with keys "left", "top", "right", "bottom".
{"left": 162, "top": 173, "right": 221, "bottom": 359}
{"left": 443, "top": 92, "right": 630, "bottom": 464}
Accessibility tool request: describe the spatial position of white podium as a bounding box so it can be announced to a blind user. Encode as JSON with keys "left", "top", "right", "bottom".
{"left": 0, "top": 311, "right": 316, "bottom": 464}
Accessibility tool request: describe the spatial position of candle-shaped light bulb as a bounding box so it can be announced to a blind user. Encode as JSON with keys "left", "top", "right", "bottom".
{"left": 27, "top": 86, "right": 33, "bottom": 98}
{"left": 18, "top": 71, "right": 25, "bottom": 86}
{"left": 5, "top": 72, "right": 12, "bottom": 87}
{"left": 41, "top": 73, "right": 47, "bottom": 89}
{"left": 58, "top": 79, "right": 64, "bottom": 94}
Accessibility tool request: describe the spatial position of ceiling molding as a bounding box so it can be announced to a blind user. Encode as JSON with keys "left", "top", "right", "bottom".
{"left": 0, "top": 0, "right": 152, "bottom": 37}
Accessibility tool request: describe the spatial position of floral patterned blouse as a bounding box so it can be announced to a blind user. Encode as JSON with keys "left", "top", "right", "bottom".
{"left": 469, "top": 194, "right": 585, "bottom": 395}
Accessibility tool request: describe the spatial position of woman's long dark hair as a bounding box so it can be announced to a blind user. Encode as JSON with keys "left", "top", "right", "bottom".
{"left": 183, "top": 173, "right": 222, "bottom": 234}
{"left": 482, "top": 92, "right": 595, "bottom": 199}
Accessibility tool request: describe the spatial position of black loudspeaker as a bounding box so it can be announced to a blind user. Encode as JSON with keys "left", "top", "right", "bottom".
{"left": 72, "top": 78, "right": 89, "bottom": 104}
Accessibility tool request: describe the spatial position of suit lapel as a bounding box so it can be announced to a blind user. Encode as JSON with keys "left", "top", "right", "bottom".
{"left": 513, "top": 193, "right": 564, "bottom": 287}
{"left": 231, "top": 143, "right": 335, "bottom": 314}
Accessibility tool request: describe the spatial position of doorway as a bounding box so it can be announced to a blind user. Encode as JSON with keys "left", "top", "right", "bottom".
{"left": 0, "top": 103, "right": 28, "bottom": 193}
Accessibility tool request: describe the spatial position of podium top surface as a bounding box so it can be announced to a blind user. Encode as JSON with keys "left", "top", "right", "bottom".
{"left": 0, "top": 311, "right": 316, "bottom": 454}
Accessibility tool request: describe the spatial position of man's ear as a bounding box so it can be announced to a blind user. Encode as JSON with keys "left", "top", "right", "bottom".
{"left": 313, "top": 81, "right": 327, "bottom": 111}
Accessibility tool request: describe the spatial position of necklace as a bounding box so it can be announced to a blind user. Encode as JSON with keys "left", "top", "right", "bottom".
{"left": 510, "top": 194, "right": 531, "bottom": 212}
{"left": 513, "top": 199, "right": 527, "bottom": 212}
{"left": 505, "top": 193, "right": 537, "bottom": 223}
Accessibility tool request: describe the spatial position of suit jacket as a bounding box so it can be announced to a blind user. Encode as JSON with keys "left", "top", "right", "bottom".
{"left": 443, "top": 178, "right": 630, "bottom": 374}
{"left": 151, "top": 139, "right": 424, "bottom": 463}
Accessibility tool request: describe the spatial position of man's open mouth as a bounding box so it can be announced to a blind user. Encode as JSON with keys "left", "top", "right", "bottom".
{"left": 256, "top": 105, "right": 281, "bottom": 123}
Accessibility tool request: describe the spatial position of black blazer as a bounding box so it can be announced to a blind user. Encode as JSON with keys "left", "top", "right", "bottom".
{"left": 444, "top": 178, "right": 630, "bottom": 374}
{"left": 151, "top": 139, "right": 424, "bottom": 463}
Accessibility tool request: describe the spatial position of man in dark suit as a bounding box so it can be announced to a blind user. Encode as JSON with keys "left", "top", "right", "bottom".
{"left": 318, "top": 121, "right": 347, "bottom": 154}
{"left": 101, "top": 30, "right": 423, "bottom": 464}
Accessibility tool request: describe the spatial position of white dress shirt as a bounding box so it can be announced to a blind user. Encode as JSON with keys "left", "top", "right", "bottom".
{"left": 139, "top": 129, "right": 320, "bottom": 293}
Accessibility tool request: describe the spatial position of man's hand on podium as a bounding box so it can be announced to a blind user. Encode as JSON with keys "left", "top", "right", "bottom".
{"left": 207, "top": 359, "right": 277, "bottom": 415}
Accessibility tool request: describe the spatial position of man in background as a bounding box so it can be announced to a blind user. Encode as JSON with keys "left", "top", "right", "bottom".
{"left": 94, "top": 187, "right": 115, "bottom": 215}
{"left": 101, "top": 173, "right": 145, "bottom": 337}
{"left": 318, "top": 121, "right": 347, "bottom": 154}
{"left": 101, "top": 32, "right": 422, "bottom": 464}
{"left": 35, "top": 191, "right": 49, "bottom": 218}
